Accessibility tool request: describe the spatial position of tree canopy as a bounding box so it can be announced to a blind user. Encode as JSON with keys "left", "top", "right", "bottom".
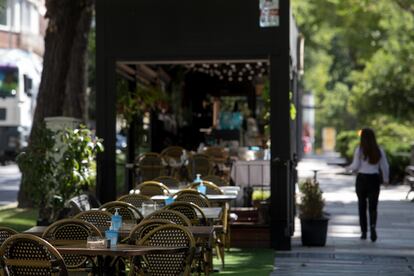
{"left": 292, "top": 0, "right": 414, "bottom": 143}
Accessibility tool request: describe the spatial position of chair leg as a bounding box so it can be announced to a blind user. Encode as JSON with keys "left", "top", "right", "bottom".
{"left": 225, "top": 229, "right": 231, "bottom": 251}
{"left": 406, "top": 187, "right": 413, "bottom": 200}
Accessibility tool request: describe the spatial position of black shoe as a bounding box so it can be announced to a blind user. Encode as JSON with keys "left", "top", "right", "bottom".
{"left": 371, "top": 229, "right": 377, "bottom": 242}
{"left": 360, "top": 232, "right": 367, "bottom": 240}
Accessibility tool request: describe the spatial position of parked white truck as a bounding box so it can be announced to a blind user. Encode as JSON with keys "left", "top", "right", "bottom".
{"left": 0, "top": 49, "right": 42, "bottom": 163}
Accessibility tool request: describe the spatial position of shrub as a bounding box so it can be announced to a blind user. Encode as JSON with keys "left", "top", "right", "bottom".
{"left": 17, "top": 123, "right": 103, "bottom": 223}
{"left": 297, "top": 179, "right": 325, "bottom": 219}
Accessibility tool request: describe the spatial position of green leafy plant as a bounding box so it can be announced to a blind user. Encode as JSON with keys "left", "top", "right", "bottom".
{"left": 297, "top": 179, "right": 325, "bottom": 219}
{"left": 17, "top": 123, "right": 103, "bottom": 223}
{"left": 116, "top": 78, "right": 167, "bottom": 123}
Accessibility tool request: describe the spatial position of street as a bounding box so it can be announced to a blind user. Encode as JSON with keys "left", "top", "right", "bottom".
{"left": 0, "top": 164, "right": 21, "bottom": 206}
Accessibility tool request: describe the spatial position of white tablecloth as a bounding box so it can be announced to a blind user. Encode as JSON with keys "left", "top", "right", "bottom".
{"left": 230, "top": 160, "right": 270, "bottom": 187}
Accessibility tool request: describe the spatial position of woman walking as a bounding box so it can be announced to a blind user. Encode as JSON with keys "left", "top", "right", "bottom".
{"left": 348, "top": 128, "right": 389, "bottom": 242}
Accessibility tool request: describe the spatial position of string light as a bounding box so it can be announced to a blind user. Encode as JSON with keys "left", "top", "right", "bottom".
{"left": 189, "top": 62, "right": 268, "bottom": 82}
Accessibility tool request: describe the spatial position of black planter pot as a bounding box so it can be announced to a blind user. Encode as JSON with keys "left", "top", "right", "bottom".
{"left": 300, "top": 217, "right": 329, "bottom": 246}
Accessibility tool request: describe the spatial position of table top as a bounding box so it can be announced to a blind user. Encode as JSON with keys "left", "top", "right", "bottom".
{"left": 54, "top": 242, "right": 187, "bottom": 257}
{"left": 152, "top": 194, "right": 237, "bottom": 203}
{"left": 137, "top": 207, "right": 222, "bottom": 220}
{"left": 168, "top": 186, "right": 240, "bottom": 195}
{"left": 25, "top": 225, "right": 219, "bottom": 239}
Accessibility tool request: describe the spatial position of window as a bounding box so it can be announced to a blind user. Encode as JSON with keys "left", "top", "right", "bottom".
{"left": 21, "top": 0, "right": 39, "bottom": 34}
{"left": 0, "top": 66, "right": 19, "bottom": 98}
{"left": 0, "top": 0, "right": 9, "bottom": 27}
{"left": 0, "top": 108, "right": 6, "bottom": 120}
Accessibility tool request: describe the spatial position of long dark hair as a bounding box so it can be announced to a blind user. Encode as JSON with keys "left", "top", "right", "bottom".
{"left": 360, "top": 128, "right": 381, "bottom": 164}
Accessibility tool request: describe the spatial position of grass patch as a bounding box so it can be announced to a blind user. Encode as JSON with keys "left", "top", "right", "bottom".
{"left": 0, "top": 207, "right": 38, "bottom": 232}
{"left": 213, "top": 248, "right": 274, "bottom": 275}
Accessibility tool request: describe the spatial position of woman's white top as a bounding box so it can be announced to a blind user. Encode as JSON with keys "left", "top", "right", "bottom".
{"left": 349, "top": 146, "right": 389, "bottom": 183}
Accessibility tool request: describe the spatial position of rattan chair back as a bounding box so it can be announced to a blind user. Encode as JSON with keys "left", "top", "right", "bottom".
{"left": 136, "top": 181, "right": 170, "bottom": 197}
{"left": 186, "top": 153, "right": 213, "bottom": 180}
{"left": 74, "top": 210, "right": 112, "bottom": 228}
{"left": 67, "top": 193, "right": 101, "bottom": 215}
{"left": 135, "top": 152, "right": 165, "bottom": 181}
{"left": 144, "top": 209, "right": 191, "bottom": 226}
{"left": 0, "top": 227, "right": 17, "bottom": 246}
{"left": 0, "top": 234, "right": 68, "bottom": 276}
{"left": 163, "top": 202, "right": 207, "bottom": 226}
{"left": 160, "top": 146, "right": 187, "bottom": 165}
{"left": 42, "top": 219, "right": 101, "bottom": 269}
{"left": 118, "top": 194, "right": 153, "bottom": 208}
{"left": 188, "top": 181, "right": 224, "bottom": 195}
{"left": 128, "top": 219, "right": 174, "bottom": 244}
{"left": 204, "top": 146, "right": 228, "bottom": 163}
{"left": 99, "top": 201, "right": 144, "bottom": 223}
{"left": 174, "top": 190, "right": 211, "bottom": 208}
{"left": 153, "top": 176, "right": 180, "bottom": 189}
{"left": 202, "top": 174, "right": 229, "bottom": 186}
{"left": 136, "top": 224, "right": 195, "bottom": 276}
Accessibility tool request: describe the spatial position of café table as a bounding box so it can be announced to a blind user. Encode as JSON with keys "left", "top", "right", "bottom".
{"left": 168, "top": 186, "right": 240, "bottom": 196}
{"left": 151, "top": 194, "right": 237, "bottom": 204}
{"left": 54, "top": 242, "right": 187, "bottom": 276}
{"left": 136, "top": 206, "right": 222, "bottom": 220}
{"left": 25, "top": 224, "right": 220, "bottom": 240}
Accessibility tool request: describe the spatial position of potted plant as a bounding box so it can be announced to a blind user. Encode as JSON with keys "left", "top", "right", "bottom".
{"left": 297, "top": 178, "right": 329, "bottom": 246}
{"left": 252, "top": 189, "right": 271, "bottom": 224}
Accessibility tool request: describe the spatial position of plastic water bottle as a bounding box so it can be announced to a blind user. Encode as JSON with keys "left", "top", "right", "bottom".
{"left": 165, "top": 196, "right": 175, "bottom": 205}
{"left": 195, "top": 174, "right": 206, "bottom": 194}
{"left": 111, "top": 208, "right": 122, "bottom": 231}
{"left": 194, "top": 173, "right": 202, "bottom": 183}
{"left": 105, "top": 222, "right": 118, "bottom": 247}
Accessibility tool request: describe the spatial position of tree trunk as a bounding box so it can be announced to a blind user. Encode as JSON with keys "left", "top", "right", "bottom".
{"left": 63, "top": 1, "right": 93, "bottom": 120}
{"left": 18, "top": 0, "right": 94, "bottom": 208}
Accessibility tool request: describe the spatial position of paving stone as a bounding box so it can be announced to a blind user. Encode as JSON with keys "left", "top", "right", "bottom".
{"left": 271, "top": 157, "right": 414, "bottom": 275}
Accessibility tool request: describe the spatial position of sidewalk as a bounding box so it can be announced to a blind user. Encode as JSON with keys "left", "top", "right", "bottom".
{"left": 271, "top": 156, "right": 414, "bottom": 275}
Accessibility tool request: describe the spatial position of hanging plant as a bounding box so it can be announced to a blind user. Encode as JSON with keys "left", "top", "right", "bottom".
{"left": 116, "top": 78, "right": 167, "bottom": 124}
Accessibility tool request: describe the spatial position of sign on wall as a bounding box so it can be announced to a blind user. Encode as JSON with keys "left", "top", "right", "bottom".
{"left": 260, "top": 0, "right": 279, "bottom": 27}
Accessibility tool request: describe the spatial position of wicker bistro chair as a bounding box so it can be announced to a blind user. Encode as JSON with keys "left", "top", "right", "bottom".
{"left": 153, "top": 176, "right": 181, "bottom": 189}
{"left": 133, "top": 224, "right": 196, "bottom": 276}
{"left": 186, "top": 153, "right": 214, "bottom": 181}
{"left": 202, "top": 174, "right": 229, "bottom": 187}
{"left": 187, "top": 181, "right": 224, "bottom": 195}
{"left": 203, "top": 146, "right": 230, "bottom": 177}
{"left": 66, "top": 193, "right": 101, "bottom": 215}
{"left": 187, "top": 181, "right": 228, "bottom": 267}
{"left": 135, "top": 181, "right": 170, "bottom": 197}
{"left": 174, "top": 189, "right": 211, "bottom": 208}
{"left": 160, "top": 146, "right": 187, "bottom": 178}
{"left": 0, "top": 234, "right": 68, "bottom": 276}
{"left": 99, "top": 201, "right": 144, "bottom": 223}
{"left": 118, "top": 194, "right": 153, "bottom": 208}
{"left": 42, "top": 219, "right": 102, "bottom": 272}
{"left": 163, "top": 202, "right": 207, "bottom": 226}
{"left": 74, "top": 210, "right": 113, "bottom": 228}
{"left": 144, "top": 209, "right": 191, "bottom": 226}
{"left": 163, "top": 202, "right": 211, "bottom": 274}
{"left": 127, "top": 219, "right": 175, "bottom": 245}
{"left": 160, "top": 146, "right": 187, "bottom": 164}
{"left": 135, "top": 152, "right": 166, "bottom": 182}
{"left": 0, "top": 227, "right": 18, "bottom": 246}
